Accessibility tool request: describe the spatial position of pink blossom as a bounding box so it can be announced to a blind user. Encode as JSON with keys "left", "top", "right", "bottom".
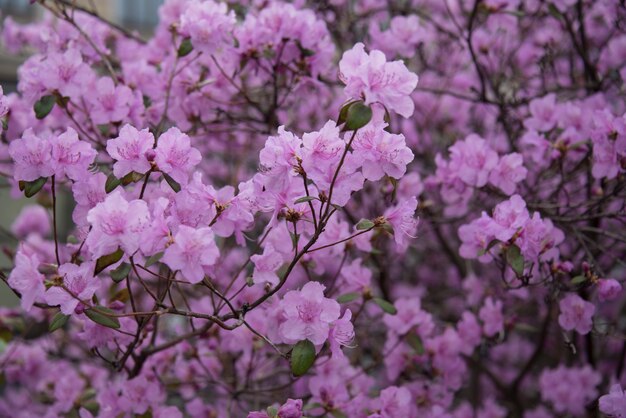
{"left": 71, "top": 172, "right": 107, "bottom": 227}
{"left": 44, "top": 262, "right": 99, "bottom": 315}
{"left": 339, "top": 43, "right": 418, "bottom": 118}
{"left": 88, "top": 77, "right": 134, "bottom": 124}
{"left": 11, "top": 205, "right": 50, "bottom": 239}
{"left": 539, "top": 365, "right": 600, "bottom": 414}
{"left": 558, "top": 293, "right": 595, "bottom": 334}
{"left": 599, "top": 384, "right": 626, "bottom": 418}
{"left": 301, "top": 120, "right": 344, "bottom": 184}
{"left": 479, "top": 297, "right": 504, "bottom": 337}
{"left": 488, "top": 153, "right": 527, "bottom": 195}
{"left": 9, "top": 128, "right": 54, "bottom": 181}
{"left": 162, "top": 225, "right": 220, "bottom": 284}
{"left": 278, "top": 399, "right": 304, "bottom": 418}
{"left": 328, "top": 310, "right": 355, "bottom": 358}
{"left": 50, "top": 127, "right": 97, "bottom": 181}
{"left": 180, "top": 0, "right": 236, "bottom": 54}
{"left": 352, "top": 122, "right": 414, "bottom": 181}
{"left": 41, "top": 49, "right": 94, "bottom": 100}
{"left": 106, "top": 124, "right": 154, "bottom": 178}
{"left": 251, "top": 245, "right": 285, "bottom": 286}
{"left": 490, "top": 194, "right": 530, "bottom": 242}
{"left": 278, "top": 281, "right": 341, "bottom": 346}
{"left": 155, "top": 127, "right": 202, "bottom": 184}
{"left": 524, "top": 94, "right": 557, "bottom": 132}
{"left": 458, "top": 213, "right": 496, "bottom": 261}
{"left": 259, "top": 126, "right": 301, "bottom": 182}
{"left": 8, "top": 249, "right": 45, "bottom": 311}
{"left": 375, "top": 386, "right": 412, "bottom": 418}
{"left": 448, "top": 134, "right": 499, "bottom": 188}
{"left": 597, "top": 278, "right": 622, "bottom": 302}
{"left": 369, "top": 15, "right": 422, "bottom": 58}
{"left": 85, "top": 191, "right": 151, "bottom": 259}
{"left": 383, "top": 297, "right": 433, "bottom": 336}
{"left": 383, "top": 196, "right": 419, "bottom": 249}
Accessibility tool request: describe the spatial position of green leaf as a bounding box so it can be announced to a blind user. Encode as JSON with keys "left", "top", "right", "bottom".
{"left": 373, "top": 297, "right": 397, "bottom": 315}
{"left": 294, "top": 196, "right": 317, "bottom": 204}
{"left": 34, "top": 95, "right": 56, "bottom": 119}
{"left": 144, "top": 252, "right": 164, "bottom": 268}
{"left": 337, "top": 292, "right": 360, "bottom": 304}
{"left": 49, "top": 312, "right": 69, "bottom": 332}
{"left": 266, "top": 406, "right": 278, "bottom": 418}
{"left": 142, "top": 94, "right": 152, "bottom": 109}
{"left": 84, "top": 306, "right": 120, "bottom": 329}
{"left": 337, "top": 100, "right": 358, "bottom": 126}
{"left": 162, "top": 172, "right": 181, "bottom": 193}
{"left": 505, "top": 245, "right": 524, "bottom": 276}
{"left": 121, "top": 171, "right": 144, "bottom": 185}
{"left": 570, "top": 275, "right": 587, "bottom": 285}
{"left": 177, "top": 38, "right": 193, "bottom": 57}
{"left": 290, "top": 339, "right": 316, "bottom": 376}
{"left": 548, "top": 4, "right": 561, "bottom": 19}
{"left": 289, "top": 231, "right": 300, "bottom": 250}
{"left": 355, "top": 219, "right": 375, "bottom": 230}
{"left": 94, "top": 248, "right": 124, "bottom": 275}
{"left": 331, "top": 410, "right": 348, "bottom": 418}
{"left": 478, "top": 239, "right": 500, "bottom": 256}
{"left": 19, "top": 177, "right": 48, "bottom": 198}
{"left": 110, "top": 263, "right": 131, "bottom": 283}
{"left": 344, "top": 101, "right": 372, "bottom": 131}
{"left": 105, "top": 174, "right": 121, "bottom": 193}
{"left": 406, "top": 333, "right": 425, "bottom": 355}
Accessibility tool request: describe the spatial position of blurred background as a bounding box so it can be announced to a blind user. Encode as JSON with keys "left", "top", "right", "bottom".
{"left": 0, "top": 0, "right": 164, "bottom": 306}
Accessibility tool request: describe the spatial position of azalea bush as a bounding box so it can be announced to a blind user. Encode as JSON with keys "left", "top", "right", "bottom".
{"left": 0, "top": 0, "right": 626, "bottom": 417}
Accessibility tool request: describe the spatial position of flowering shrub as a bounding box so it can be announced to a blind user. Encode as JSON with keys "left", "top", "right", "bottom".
{"left": 0, "top": 0, "right": 625, "bottom": 417}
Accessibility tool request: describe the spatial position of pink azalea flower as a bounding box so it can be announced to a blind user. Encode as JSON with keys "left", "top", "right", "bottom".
{"left": 88, "top": 77, "right": 134, "bottom": 124}
{"left": 278, "top": 281, "right": 341, "bottom": 346}
{"left": 85, "top": 190, "right": 151, "bottom": 259}
{"left": 339, "top": 43, "right": 418, "bottom": 118}
{"left": 597, "top": 278, "right": 622, "bottom": 302}
{"left": 162, "top": 225, "right": 220, "bottom": 284}
{"left": 524, "top": 93, "right": 557, "bottom": 132}
{"left": 301, "top": 120, "right": 344, "bottom": 185}
{"left": 490, "top": 194, "right": 530, "bottom": 242}
{"left": 448, "top": 134, "right": 499, "bottom": 188}
{"left": 488, "top": 153, "right": 527, "bottom": 195}
{"left": 558, "top": 293, "right": 595, "bottom": 334}
{"left": 106, "top": 124, "right": 154, "bottom": 178}
{"left": 539, "top": 365, "right": 600, "bottom": 414}
{"left": 328, "top": 310, "right": 355, "bottom": 358}
{"left": 9, "top": 128, "right": 54, "bottom": 181}
{"left": 383, "top": 297, "right": 433, "bottom": 336}
{"left": 259, "top": 126, "right": 301, "bottom": 183}
{"left": 71, "top": 172, "right": 107, "bottom": 227}
{"left": 458, "top": 213, "right": 496, "bottom": 261}
{"left": 44, "top": 262, "right": 99, "bottom": 315}
{"left": 251, "top": 245, "right": 285, "bottom": 286}
{"left": 50, "top": 127, "right": 97, "bottom": 181}
{"left": 42, "top": 48, "right": 94, "bottom": 100}
{"left": 479, "top": 297, "right": 504, "bottom": 337}
{"left": 11, "top": 205, "right": 50, "bottom": 239}
{"left": 8, "top": 248, "right": 45, "bottom": 311}
{"left": 154, "top": 127, "right": 202, "bottom": 184}
{"left": 376, "top": 386, "right": 412, "bottom": 418}
{"left": 383, "top": 196, "right": 419, "bottom": 249}
{"left": 352, "top": 122, "right": 414, "bottom": 181}
{"left": 180, "top": 0, "right": 236, "bottom": 54}
{"left": 599, "top": 384, "right": 626, "bottom": 418}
